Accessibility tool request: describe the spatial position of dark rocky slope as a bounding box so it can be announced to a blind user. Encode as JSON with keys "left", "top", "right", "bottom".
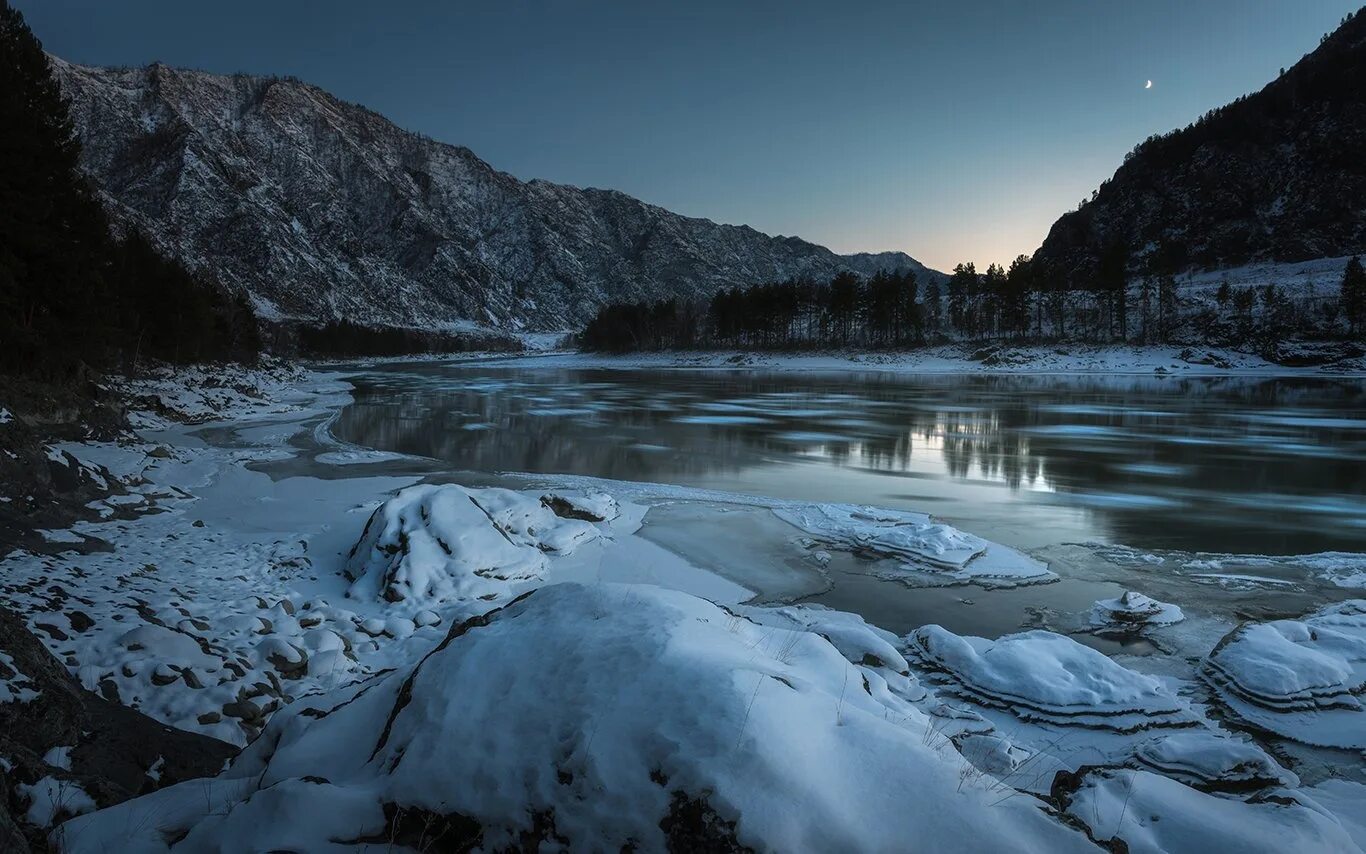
{"left": 1033, "top": 9, "right": 1366, "bottom": 286}
{"left": 53, "top": 58, "right": 941, "bottom": 331}
{"left": 0, "top": 606, "right": 236, "bottom": 849}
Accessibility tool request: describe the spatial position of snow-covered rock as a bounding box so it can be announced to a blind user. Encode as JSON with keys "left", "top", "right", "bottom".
{"left": 906, "top": 626, "right": 1194, "bottom": 731}
{"left": 1200, "top": 600, "right": 1366, "bottom": 748}
{"left": 1131, "top": 730, "right": 1297, "bottom": 791}
{"left": 1090, "top": 591, "right": 1185, "bottom": 628}
{"left": 540, "top": 489, "right": 621, "bottom": 522}
{"left": 343, "top": 484, "right": 602, "bottom": 605}
{"left": 1060, "top": 768, "right": 1361, "bottom": 854}
{"left": 774, "top": 503, "right": 1056, "bottom": 587}
{"left": 55, "top": 583, "right": 1095, "bottom": 853}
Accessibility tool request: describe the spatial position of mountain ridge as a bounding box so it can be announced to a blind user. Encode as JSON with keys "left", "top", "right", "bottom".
{"left": 1031, "top": 9, "right": 1366, "bottom": 286}
{"left": 52, "top": 57, "right": 942, "bottom": 331}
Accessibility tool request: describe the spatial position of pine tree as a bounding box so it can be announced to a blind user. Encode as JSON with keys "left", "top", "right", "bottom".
{"left": 1341, "top": 256, "right": 1366, "bottom": 337}
{"left": 0, "top": 1, "right": 258, "bottom": 376}
{"left": 923, "top": 279, "right": 942, "bottom": 334}
{"left": 0, "top": 0, "right": 114, "bottom": 373}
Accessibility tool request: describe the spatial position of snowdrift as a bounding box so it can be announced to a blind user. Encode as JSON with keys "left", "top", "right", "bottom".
{"left": 55, "top": 583, "right": 1094, "bottom": 853}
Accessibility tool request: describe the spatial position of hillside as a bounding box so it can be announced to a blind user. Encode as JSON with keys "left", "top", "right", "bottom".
{"left": 52, "top": 58, "right": 941, "bottom": 331}
{"left": 1033, "top": 10, "right": 1366, "bottom": 287}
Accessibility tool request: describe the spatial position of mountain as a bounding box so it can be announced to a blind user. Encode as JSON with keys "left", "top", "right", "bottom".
{"left": 1033, "top": 10, "right": 1366, "bottom": 286}
{"left": 51, "top": 58, "right": 941, "bottom": 331}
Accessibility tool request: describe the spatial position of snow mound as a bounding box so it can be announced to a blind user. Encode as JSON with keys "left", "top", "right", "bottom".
{"left": 344, "top": 484, "right": 602, "bottom": 604}
{"left": 1131, "top": 730, "right": 1297, "bottom": 790}
{"left": 907, "top": 626, "right": 1194, "bottom": 731}
{"left": 1061, "top": 768, "right": 1360, "bottom": 854}
{"left": 774, "top": 503, "right": 1055, "bottom": 587}
{"left": 57, "top": 584, "right": 1094, "bottom": 853}
{"left": 1200, "top": 600, "right": 1366, "bottom": 748}
{"left": 1090, "top": 591, "right": 1185, "bottom": 628}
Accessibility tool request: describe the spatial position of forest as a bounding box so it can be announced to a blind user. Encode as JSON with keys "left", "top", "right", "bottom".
{"left": 580, "top": 255, "right": 1366, "bottom": 353}
{"left": 0, "top": 3, "right": 260, "bottom": 381}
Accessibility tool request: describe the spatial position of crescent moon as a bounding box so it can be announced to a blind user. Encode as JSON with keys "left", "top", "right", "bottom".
{"left": 1145, "top": 79, "right": 1153, "bottom": 89}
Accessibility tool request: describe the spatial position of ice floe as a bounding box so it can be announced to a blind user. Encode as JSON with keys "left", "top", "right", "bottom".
{"left": 774, "top": 503, "right": 1056, "bottom": 587}
{"left": 1130, "top": 730, "right": 1297, "bottom": 791}
{"left": 1090, "top": 591, "right": 1185, "bottom": 628}
{"left": 906, "top": 626, "right": 1194, "bottom": 731}
{"left": 1201, "top": 600, "right": 1366, "bottom": 749}
{"left": 1060, "top": 768, "right": 1359, "bottom": 853}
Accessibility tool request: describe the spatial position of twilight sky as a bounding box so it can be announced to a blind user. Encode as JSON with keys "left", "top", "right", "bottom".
{"left": 18, "top": 0, "right": 1358, "bottom": 271}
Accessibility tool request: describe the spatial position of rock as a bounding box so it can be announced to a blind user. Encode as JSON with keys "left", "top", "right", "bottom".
{"left": 0, "top": 606, "right": 235, "bottom": 847}
{"left": 344, "top": 484, "right": 600, "bottom": 605}
{"left": 53, "top": 59, "right": 943, "bottom": 332}
{"left": 540, "top": 491, "right": 620, "bottom": 522}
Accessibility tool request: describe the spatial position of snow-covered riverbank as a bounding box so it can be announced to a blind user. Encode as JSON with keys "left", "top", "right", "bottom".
{"left": 458, "top": 342, "right": 1366, "bottom": 377}
{"left": 4, "top": 364, "right": 1365, "bottom": 851}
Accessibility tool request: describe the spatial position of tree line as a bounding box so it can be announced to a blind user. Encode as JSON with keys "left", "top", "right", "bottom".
{"left": 296, "top": 320, "right": 523, "bottom": 358}
{"left": 580, "top": 253, "right": 1366, "bottom": 353}
{"left": 1, "top": 2, "right": 260, "bottom": 382}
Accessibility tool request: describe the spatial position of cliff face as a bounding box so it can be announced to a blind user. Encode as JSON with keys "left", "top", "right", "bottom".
{"left": 1033, "top": 11, "right": 1366, "bottom": 285}
{"left": 54, "top": 58, "right": 940, "bottom": 330}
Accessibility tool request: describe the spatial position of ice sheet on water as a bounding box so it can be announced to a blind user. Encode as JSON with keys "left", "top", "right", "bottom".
{"left": 1201, "top": 600, "right": 1366, "bottom": 749}
{"left": 773, "top": 502, "right": 1056, "bottom": 587}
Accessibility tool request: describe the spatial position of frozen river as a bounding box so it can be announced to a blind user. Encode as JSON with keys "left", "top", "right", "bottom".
{"left": 333, "top": 363, "right": 1366, "bottom": 556}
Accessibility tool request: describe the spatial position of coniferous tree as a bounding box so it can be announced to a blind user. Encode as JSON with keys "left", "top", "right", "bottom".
{"left": 0, "top": 0, "right": 114, "bottom": 373}
{"left": 1341, "top": 256, "right": 1366, "bottom": 336}
{"left": 922, "top": 279, "right": 942, "bottom": 334}
{"left": 0, "top": 1, "right": 259, "bottom": 376}
{"left": 947, "top": 262, "right": 976, "bottom": 334}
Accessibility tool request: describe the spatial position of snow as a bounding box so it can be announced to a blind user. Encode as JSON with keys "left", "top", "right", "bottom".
{"left": 1063, "top": 768, "right": 1360, "bottom": 853}
{"left": 17, "top": 776, "right": 96, "bottom": 828}
{"left": 906, "top": 626, "right": 1194, "bottom": 731}
{"left": 42, "top": 745, "right": 74, "bottom": 771}
{"left": 3, "top": 361, "right": 1362, "bottom": 848}
{"left": 56, "top": 583, "right": 1096, "bottom": 853}
{"left": 0, "top": 650, "right": 41, "bottom": 704}
{"left": 469, "top": 341, "right": 1365, "bottom": 377}
{"left": 1090, "top": 591, "right": 1185, "bottom": 628}
{"left": 1131, "top": 730, "right": 1297, "bottom": 789}
{"left": 1201, "top": 600, "right": 1366, "bottom": 749}
{"left": 343, "top": 484, "right": 610, "bottom": 606}
{"left": 773, "top": 503, "right": 1054, "bottom": 587}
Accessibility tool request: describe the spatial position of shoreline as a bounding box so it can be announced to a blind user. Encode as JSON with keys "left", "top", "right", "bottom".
{"left": 412, "top": 342, "right": 1366, "bottom": 378}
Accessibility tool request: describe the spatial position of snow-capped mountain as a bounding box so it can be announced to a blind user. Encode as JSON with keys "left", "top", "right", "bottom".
{"left": 52, "top": 58, "right": 941, "bottom": 331}
{"left": 1032, "top": 10, "right": 1366, "bottom": 286}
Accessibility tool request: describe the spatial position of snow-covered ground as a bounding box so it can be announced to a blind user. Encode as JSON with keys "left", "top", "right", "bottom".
{"left": 461, "top": 342, "right": 1366, "bottom": 376}
{"left": 3, "top": 363, "right": 1365, "bottom": 850}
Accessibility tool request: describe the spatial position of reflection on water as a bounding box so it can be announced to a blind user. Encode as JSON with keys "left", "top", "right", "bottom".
{"left": 333, "top": 364, "right": 1366, "bottom": 554}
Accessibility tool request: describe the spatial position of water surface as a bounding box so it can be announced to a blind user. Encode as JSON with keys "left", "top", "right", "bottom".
{"left": 333, "top": 364, "right": 1366, "bottom": 555}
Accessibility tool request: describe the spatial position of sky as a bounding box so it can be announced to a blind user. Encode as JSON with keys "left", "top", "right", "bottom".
{"left": 17, "top": 0, "right": 1360, "bottom": 271}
